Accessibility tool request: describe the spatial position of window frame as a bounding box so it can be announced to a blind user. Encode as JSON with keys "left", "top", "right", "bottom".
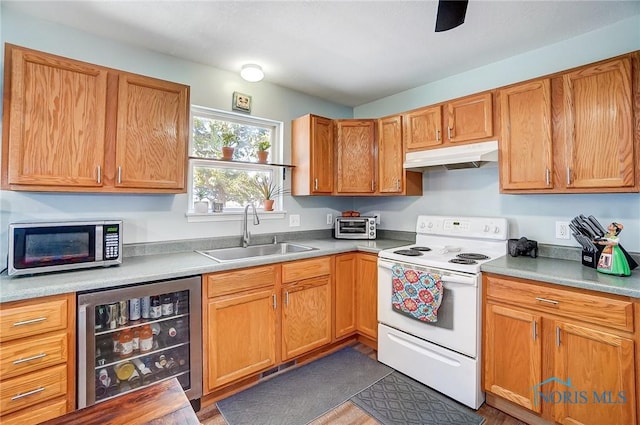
{"left": 186, "top": 105, "right": 286, "bottom": 221}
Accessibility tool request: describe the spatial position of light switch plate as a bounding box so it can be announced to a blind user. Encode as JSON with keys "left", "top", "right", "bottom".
{"left": 326, "top": 214, "right": 333, "bottom": 225}
{"left": 289, "top": 214, "right": 300, "bottom": 227}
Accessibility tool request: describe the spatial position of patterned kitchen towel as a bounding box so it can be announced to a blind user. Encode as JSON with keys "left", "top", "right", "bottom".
{"left": 391, "top": 264, "right": 443, "bottom": 322}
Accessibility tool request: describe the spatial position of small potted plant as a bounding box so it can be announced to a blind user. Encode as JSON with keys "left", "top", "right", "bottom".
{"left": 253, "top": 175, "right": 287, "bottom": 211}
{"left": 194, "top": 188, "right": 209, "bottom": 213}
{"left": 256, "top": 139, "right": 271, "bottom": 164}
{"left": 221, "top": 131, "right": 238, "bottom": 161}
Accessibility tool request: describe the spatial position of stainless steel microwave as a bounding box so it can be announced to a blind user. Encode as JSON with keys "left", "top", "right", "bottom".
{"left": 8, "top": 220, "right": 123, "bottom": 276}
{"left": 335, "top": 217, "right": 377, "bottom": 240}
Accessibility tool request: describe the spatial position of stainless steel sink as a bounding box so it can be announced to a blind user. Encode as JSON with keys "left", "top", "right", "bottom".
{"left": 196, "top": 242, "right": 317, "bottom": 262}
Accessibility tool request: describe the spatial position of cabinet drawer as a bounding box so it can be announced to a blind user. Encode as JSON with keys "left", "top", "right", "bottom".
{"left": 0, "top": 295, "right": 69, "bottom": 342}
{"left": 0, "top": 364, "right": 67, "bottom": 415}
{"left": 206, "top": 265, "right": 279, "bottom": 298}
{"left": 0, "top": 332, "right": 68, "bottom": 380}
{"left": 485, "top": 275, "right": 633, "bottom": 332}
{"left": 282, "top": 257, "right": 331, "bottom": 283}
{"left": 0, "top": 396, "right": 67, "bottom": 425}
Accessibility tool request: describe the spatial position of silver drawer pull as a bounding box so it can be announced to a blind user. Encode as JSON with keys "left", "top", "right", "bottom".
{"left": 11, "top": 387, "right": 45, "bottom": 401}
{"left": 13, "top": 353, "right": 47, "bottom": 365}
{"left": 13, "top": 317, "right": 47, "bottom": 327}
{"left": 535, "top": 297, "right": 559, "bottom": 305}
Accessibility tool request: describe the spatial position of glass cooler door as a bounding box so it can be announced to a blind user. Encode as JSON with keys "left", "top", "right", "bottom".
{"left": 77, "top": 276, "right": 202, "bottom": 408}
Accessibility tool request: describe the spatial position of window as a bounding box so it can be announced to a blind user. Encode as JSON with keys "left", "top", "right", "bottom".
{"left": 189, "top": 106, "right": 284, "bottom": 215}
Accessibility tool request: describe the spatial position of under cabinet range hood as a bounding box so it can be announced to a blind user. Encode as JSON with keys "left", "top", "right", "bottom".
{"left": 403, "top": 140, "right": 499, "bottom": 171}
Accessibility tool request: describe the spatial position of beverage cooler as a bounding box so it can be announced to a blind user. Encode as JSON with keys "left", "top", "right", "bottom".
{"left": 77, "top": 276, "right": 202, "bottom": 408}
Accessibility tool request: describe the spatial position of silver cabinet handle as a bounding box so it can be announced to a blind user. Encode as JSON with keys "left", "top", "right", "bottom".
{"left": 96, "top": 165, "right": 102, "bottom": 184}
{"left": 436, "top": 129, "right": 441, "bottom": 142}
{"left": 314, "top": 178, "right": 318, "bottom": 191}
{"left": 566, "top": 168, "right": 571, "bottom": 185}
{"left": 285, "top": 291, "right": 289, "bottom": 306}
{"left": 13, "top": 353, "right": 46, "bottom": 365}
{"left": 396, "top": 179, "right": 400, "bottom": 190}
{"left": 272, "top": 293, "right": 277, "bottom": 310}
{"left": 556, "top": 327, "right": 561, "bottom": 346}
{"left": 447, "top": 127, "right": 452, "bottom": 139}
{"left": 371, "top": 180, "right": 375, "bottom": 191}
{"left": 13, "top": 317, "right": 46, "bottom": 327}
{"left": 535, "top": 297, "right": 559, "bottom": 305}
{"left": 117, "top": 166, "right": 123, "bottom": 184}
{"left": 545, "top": 168, "right": 550, "bottom": 186}
{"left": 532, "top": 320, "right": 538, "bottom": 341}
{"left": 11, "top": 387, "right": 45, "bottom": 401}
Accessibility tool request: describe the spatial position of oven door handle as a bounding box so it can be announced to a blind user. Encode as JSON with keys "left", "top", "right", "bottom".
{"left": 378, "top": 259, "right": 477, "bottom": 286}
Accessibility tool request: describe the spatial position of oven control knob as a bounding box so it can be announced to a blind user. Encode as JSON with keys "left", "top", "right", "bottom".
{"left": 427, "top": 222, "right": 433, "bottom": 229}
{"left": 483, "top": 225, "right": 490, "bottom": 232}
{"left": 494, "top": 226, "right": 501, "bottom": 234}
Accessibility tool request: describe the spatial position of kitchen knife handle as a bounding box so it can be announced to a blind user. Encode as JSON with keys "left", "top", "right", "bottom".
{"left": 545, "top": 168, "right": 550, "bottom": 186}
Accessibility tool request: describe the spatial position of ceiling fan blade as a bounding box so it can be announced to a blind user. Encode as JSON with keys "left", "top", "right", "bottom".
{"left": 435, "top": 0, "right": 469, "bottom": 32}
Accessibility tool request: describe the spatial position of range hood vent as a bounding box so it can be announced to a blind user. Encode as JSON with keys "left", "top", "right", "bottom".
{"left": 403, "top": 140, "right": 499, "bottom": 171}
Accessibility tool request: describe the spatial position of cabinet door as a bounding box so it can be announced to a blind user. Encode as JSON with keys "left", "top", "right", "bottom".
{"left": 553, "top": 322, "right": 636, "bottom": 425}
{"left": 115, "top": 73, "right": 189, "bottom": 190}
{"left": 404, "top": 105, "right": 442, "bottom": 150}
{"left": 6, "top": 46, "right": 107, "bottom": 188}
{"left": 378, "top": 115, "right": 404, "bottom": 194}
{"left": 334, "top": 254, "right": 357, "bottom": 339}
{"left": 356, "top": 253, "right": 378, "bottom": 340}
{"left": 563, "top": 58, "right": 634, "bottom": 189}
{"left": 484, "top": 303, "right": 542, "bottom": 413}
{"left": 336, "top": 120, "right": 376, "bottom": 193}
{"left": 282, "top": 276, "right": 332, "bottom": 360}
{"left": 206, "top": 289, "right": 277, "bottom": 390}
{"left": 499, "top": 80, "right": 553, "bottom": 190}
{"left": 311, "top": 115, "right": 334, "bottom": 194}
{"left": 446, "top": 92, "right": 493, "bottom": 143}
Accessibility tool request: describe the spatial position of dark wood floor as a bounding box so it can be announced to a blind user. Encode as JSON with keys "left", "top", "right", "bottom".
{"left": 197, "top": 343, "right": 526, "bottom": 425}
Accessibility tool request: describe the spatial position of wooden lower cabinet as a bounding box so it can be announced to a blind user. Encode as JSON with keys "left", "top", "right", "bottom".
{"left": 0, "top": 293, "right": 75, "bottom": 424}
{"left": 355, "top": 253, "right": 378, "bottom": 340}
{"left": 334, "top": 254, "right": 357, "bottom": 339}
{"left": 203, "top": 265, "right": 279, "bottom": 393}
{"left": 483, "top": 273, "right": 638, "bottom": 425}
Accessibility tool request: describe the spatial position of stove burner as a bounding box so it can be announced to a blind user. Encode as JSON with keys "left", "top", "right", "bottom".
{"left": 449, "top": 258, "right": 477, "bottom": 265}
{"left": 457, "top": 253, "right": 490, "bottom": 261}
{"left": 411, "top": 246, "right": 432, "bottom": 252}
{"left": 394, "top": 249, "right": 423, "bottom": 256}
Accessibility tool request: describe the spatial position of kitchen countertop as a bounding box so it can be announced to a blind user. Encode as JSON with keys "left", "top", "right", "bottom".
{"left": 481, "top": 255, "right": 640, "bottom": 298}
{"left": 0, "top": 238, "right": 407, "bottom": 303}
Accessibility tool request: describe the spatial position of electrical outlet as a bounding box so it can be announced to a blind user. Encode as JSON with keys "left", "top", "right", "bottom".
{"left": 326, "top": 213, "right": 333, "bottom": 225}
{"left": 375, "top": 213, "right": 381, "bottom": 225}
{"left": 289, "top": 214, "right": 300, "bottom": 227}
{"left": 555, "top": 221, "right": 571, "bottom": 240}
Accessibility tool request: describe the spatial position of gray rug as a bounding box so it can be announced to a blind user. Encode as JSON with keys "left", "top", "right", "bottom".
{"left": 217, "top": 347, "right": 393, "bottom": 425}
{"left": 352, "top": 372, "right": 485, "bottom": 425}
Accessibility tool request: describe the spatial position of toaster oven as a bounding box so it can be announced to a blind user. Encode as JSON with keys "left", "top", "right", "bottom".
{"left": 335, "top": 217, "right": 376, "bottom": 240}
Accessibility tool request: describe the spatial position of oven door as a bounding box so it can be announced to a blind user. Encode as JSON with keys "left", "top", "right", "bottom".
{"left": 377, "top": 258, "right": 481, "bottom": 358}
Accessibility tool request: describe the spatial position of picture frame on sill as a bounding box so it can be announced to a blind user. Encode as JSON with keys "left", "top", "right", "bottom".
{"left": 232, "top": 92, "right": 252, "bottom": 113}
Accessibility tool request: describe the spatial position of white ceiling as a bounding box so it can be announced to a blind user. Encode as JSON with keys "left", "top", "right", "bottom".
{"left": 4, "top": 1, "right": 640, "bottom": 107}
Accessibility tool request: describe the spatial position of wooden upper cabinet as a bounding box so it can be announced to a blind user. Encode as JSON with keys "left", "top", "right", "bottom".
{"left": 4, "top": 45, "right": 107, "bottom": 188}
{"left": 499, "top": 79, "right": 553, "bottom": 190}
{"left": 1, "top": 44, "right": 190, "bottom": 193}
{"left": 335, "top": 119, "right": 376, "bottom": 193}
{"left": 115, "top": 73, "right": 188, "bottom": 190}
{"left": 562, "top": 57, "right": 635, "bottom": 189}
{"left": 446, "top": 92, "right": 493, "bottom": 143}
{"left": 291, "top": 114, "right": 334, "bottom": 195}
{"left": 378, "top": 115, "right": 404, "bottom": 194}
{"left": 404, "top": 105, "right": 442, "bottom": 151}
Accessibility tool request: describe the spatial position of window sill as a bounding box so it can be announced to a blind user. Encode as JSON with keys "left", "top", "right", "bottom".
{"left": 185, "top": 210, "right": 287, "bottom": 222}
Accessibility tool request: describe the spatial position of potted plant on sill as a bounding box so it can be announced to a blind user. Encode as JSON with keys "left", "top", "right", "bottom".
{"left": 252, "top": 175, "right": 287, "bottom": 211}
{"left": 194, "top": 188, "right": 209, "bottom": 213}
{"left": 256, "top": 139, "right": 271, "bottom": 164}
{"left": 221, "top": 131, "right": 238, "bottom": 161}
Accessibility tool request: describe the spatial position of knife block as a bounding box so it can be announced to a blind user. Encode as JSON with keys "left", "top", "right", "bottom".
{"left": 582, "top": 245, "right": 604, "bottom": 268}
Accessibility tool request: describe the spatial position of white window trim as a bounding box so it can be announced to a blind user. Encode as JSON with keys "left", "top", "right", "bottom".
{"left": 187, "top": 105, "right": 286, "bottom": 221}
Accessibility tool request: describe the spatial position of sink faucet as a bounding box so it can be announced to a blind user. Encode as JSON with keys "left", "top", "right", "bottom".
{"left": 242, "top": 204, "right": 260, "bottom": 248}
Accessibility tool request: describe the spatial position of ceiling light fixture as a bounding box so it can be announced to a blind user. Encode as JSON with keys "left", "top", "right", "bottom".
{"left": 240, "top": 64, "right": 264, "bottom": 82}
